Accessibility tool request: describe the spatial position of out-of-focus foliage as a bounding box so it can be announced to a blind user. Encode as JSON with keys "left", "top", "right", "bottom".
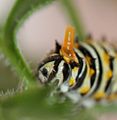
{"left": 0, "top": 87, "right": 96, "bottom": 120}
{"left": 0, "top": 55, "right": 19, "bottom": 91}
{"left": 0, "top": 87, "right": 116, "bottom": 120}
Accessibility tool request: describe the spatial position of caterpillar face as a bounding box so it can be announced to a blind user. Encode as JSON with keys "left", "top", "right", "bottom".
{"left": 38, "top": 61, "right": 54, "bottom": 84}
{"left": 37, "top": 53, "right": 82, "bottom": 91}
{"left": 37, "top": 54, "right": 70, "bottom": 86}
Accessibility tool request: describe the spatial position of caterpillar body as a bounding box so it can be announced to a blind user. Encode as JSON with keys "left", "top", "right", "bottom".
{"left": 37, "top": 26, "right": 117, "bottom": 105}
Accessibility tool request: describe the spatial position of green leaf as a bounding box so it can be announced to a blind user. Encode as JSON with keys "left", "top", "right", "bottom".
{"left": 1, "top": 0, "right": 56, "bottom": 89}
{"left": 0, "top": 86, "right": 117, "bottom": 120}
{"left": 0, "top": 87, "right": 96, "bottom": 120}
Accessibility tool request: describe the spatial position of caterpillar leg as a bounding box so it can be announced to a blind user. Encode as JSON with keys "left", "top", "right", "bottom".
{"left": 64, "top": 90, "right": 96, "bottom": 108}
{"left": 81, "top": 99, "right": 96, "bottom": 108}
{"left": 65, "top": 90, "right": 81, "bottom": 103}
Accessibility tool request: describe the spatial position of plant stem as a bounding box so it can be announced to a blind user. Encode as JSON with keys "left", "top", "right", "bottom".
{"left": 60, "top": 0, "right": 86, "bottom": 41}
{"left": 1, "top": 0, "right": 55, "bottom": 89}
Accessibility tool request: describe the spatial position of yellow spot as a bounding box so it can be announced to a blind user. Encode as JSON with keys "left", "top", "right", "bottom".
{"left": 90, "top": 68, "right": 95, "bottom": 76}
{"left": 106, "top": 70, "right": 112, "bottom": 79}
{"left": 103, "top": 53, "right": 110, "bottom": 64}
{"left": 79, "top": 86, "right": 90, "bottom": 94}
{"left": 69, "top": 77, "right": 75, "bottom": 86}
{"left": 86, "top": 56, "right": 91, "bottom": 64}
{"left": 93, "top": 91, "right": 106, "bottom": 100}
{"left": 73, "top": 67, "right": 78, "bottom": 72}
{"left": 63, "top": 56, "right": 71, "bottom": 63}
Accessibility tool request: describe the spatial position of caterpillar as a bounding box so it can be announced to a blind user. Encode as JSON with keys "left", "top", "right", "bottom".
{"left": 37, "top": 26, "right": 117, "bottom": 105}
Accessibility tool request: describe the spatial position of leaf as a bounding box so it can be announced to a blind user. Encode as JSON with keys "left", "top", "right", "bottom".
{"left": 0, "top": 85, "right": 117, "bottom": 120}
{"left": 0, "top": 0, "right": 56, "bottom": 88}
{"left": 0, "top": 87, "right": 96, "bottom": 120}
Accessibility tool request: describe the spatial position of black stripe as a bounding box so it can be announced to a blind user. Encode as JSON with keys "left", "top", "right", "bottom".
{"left": 75, "top": 52, "right": 84, "bottom": 79}
{"left": 87, "top": 43, "right": 103, "bottom": 94}
{"left": 72, "top": 51, "right": 87, "bottom": 89}
{"left": 73, "top": 65, "right": 87, "bottom": 89}
{"left": 62, "top": 63, "right": 71, "bottom": 82}
{"left": 78, "top": 45, "right": 96, "bottom": 87}
{"left": 99, "top": 45, "right": 114, "bottom": 92}
{"left": 70, "top": 61, "right": 79, "bottom": 69}
{"left": 105, "top": 57, "right": 114, "bottom": 92}
{"left": 105, "top": 78, "right": 112, "bottom": 92}
{"left": 38, "top": 54, "right": 62, "bottom": 70}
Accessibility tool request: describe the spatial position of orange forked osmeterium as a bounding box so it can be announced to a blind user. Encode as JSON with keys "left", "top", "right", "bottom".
{"left": 60, "top": 26, "right": 78, "bottom": 63}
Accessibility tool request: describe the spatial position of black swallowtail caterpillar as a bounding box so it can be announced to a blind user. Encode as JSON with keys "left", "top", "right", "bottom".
{"left": 37, "top": 26, "right": 117, "bottom": 106}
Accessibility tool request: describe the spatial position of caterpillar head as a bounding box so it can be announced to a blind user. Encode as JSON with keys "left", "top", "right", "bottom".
{"left": 37, "top": 53, "right": 80, "bottom": 88}
{"left": 37, "top": 54, "right": 64, "bottom": 85}
{"left": 37, "top": 26, "right": 81, "bottom": 91}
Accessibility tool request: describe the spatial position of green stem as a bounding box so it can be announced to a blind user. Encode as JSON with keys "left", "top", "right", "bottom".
{"left": 1, "top": 0, "right": 55, "bottom": 89}
{"left": 60, "top": 0, "right": 86, "bottom": 41}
